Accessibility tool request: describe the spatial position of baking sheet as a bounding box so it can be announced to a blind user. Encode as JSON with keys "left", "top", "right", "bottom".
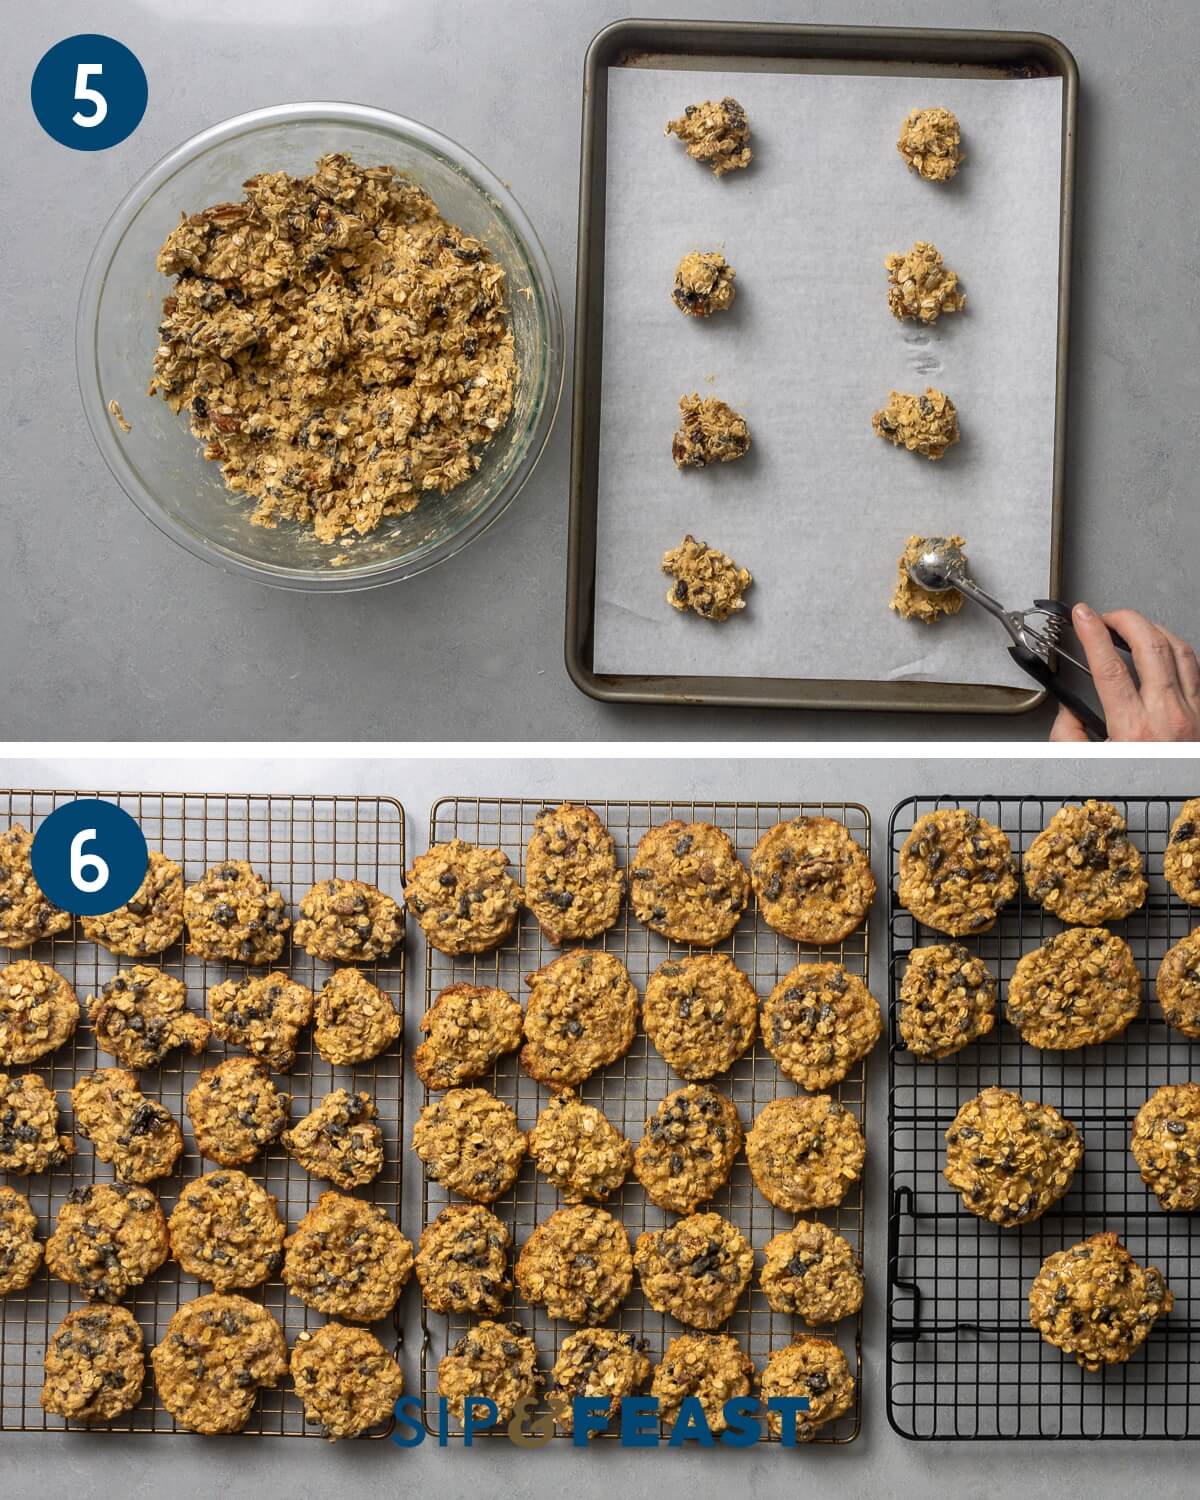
{"left": 592, "top": 68, "right": 1064, "bottom": 689}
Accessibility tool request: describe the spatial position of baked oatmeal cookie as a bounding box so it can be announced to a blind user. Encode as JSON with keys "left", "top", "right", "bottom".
{"left": 312, "top": 967, "right": 401, "bottom": 1065}
{"left": 630, "top": 821, "right": 750, "bottom": 947}
{"left": 666, "top": 98, "right": 752, "bottom": 176}
{"left": 0, "top": 960, "right": 80, "bottom": 1065}
{"left": 548, "top": 1329, "right": 651, "bottom": 1435}
{"left": 415, "top": 1203, "right": 512, "bottom": 1316}
{"left": 1029, "top": 1232, "right": 1172, "bottom": 1372}
{"left": 41, "top": 1305, "right": 145, "bottom": 1423}
{"left": 438, "top": 1320, "right": 541, "bottom": 1425}
{"left": 528, "top": 1091, "right": 632, "bottom": 1203}
{"left": 0, "top": 824, "right": 71, "bottom": 948}
{"left": 71, "top": 1069, "right": 183, "bottom": 1183}
{"left": 897, "top": 943, "right": 997, "bottom": 1059}
{"left": 411, "top": 1087, "right": 526, "bottom": 1202}
{"left": 1024, "top": 800, "right": 1148, "bottom": 923}
{"left": 898, "top": 807, "right": 1018, "bottom": 936}
{"left": 761, "top": 963, "right": 882, "bottom": 1091}
{"left": 183, "top": 861, "right": 289, "bottom": 964}
{"left": 282, "top": 1088, "right": 384, "bottom": 1189}
{"left": 283, "top": 1190, "right": 413, "bottom": 1322}
{"left": 0, "top": 1184, "right": 42, "bottom": 1295}
{"left": 185, "top": 1057, "right": 288, "bottom": 1167}
{"left": 1131, "top": 1083, "right": 1200, "bottom": 1211}
{"left": 760, "top": 1337, "right": 855, "bottom": 1442}
{"left": 1164, "top": 799, "right": 1200, "bottom": 904}
{"left": 944, "top": 1088, "right": 1083, "bottom": 1226}
{"left": 643, "top": 954, "right": 757, "bottom": 1080}
{"left": 760, "top": 1222, "right": 863, "bottom": 1324}
{"left": 1007, "top": 928, "right": 1141, "bottom": 1049}
{"left": 1156, "top": 928, "right": 1200, "bottom": 1037}
{"left": 750, "top": 816, "right": 875, "bottom": 945}
{"left": 46, "top": 1182, "right": 168, "bottom": 1301}
{"left": 0, "top": 1072, "right": 73, "bottom": 1175}
{"left": 516, "top": 1204, "right": 633, "bottom": 1323}
{"left": 414, "top": 982, "right": 524, "bottom": 1090}
{"left": 523, "top": 803, "right": 624, "bottom": 945}
{"left": 897, "top": 107, "right": 963, "bottom": 182}
{"left": 651, "top": 1334, "right": 754, "bottom": 1434}
{"left": 206, "top": 972, "right": 313, "bottom": 1072}
{"left": 885, "top": 241, "right": 965, "bottom": 323}
{"left": 890, "top": 535, "right": 967, "bottom": 624}
{"left": 89, "top": 967, "right": 209, "bottom": 1070}
{"left": 521, "top": 949, "right": 638, "bottom": 1089}
{"left": 873, "top": 388, "right": 959, "bottom": 459}
{"left": 167, "top": 1169, "right": 286, "bottom": 1290}
{"left": 405, "top": 840, "right": 521, "bottom": 956}
{"left": 81, "top": 851, "right": 184, "bottom": 956}
{"left": 672, "top": 394, "right": 751, "bottom": 468}
{"left": 661, "top": 535, "right": 753, "bottom": 622}
{"left": 152, "top": 1293, "right": 287, "bottom": 1434}
{"left": 632, "top": 1084, "right": 742, "bottom": 1215}
{"left": 291, "top": 1322, "right": 404, "bottom": 1441}
{"left": 673, "top": 251, "right": 737, "bottom": 317}
{"left": 746, "top": 1095, "right": 865, "bottom": 1212}
{"left": 634, "top": 1212, "right": 753, "bottom": 1330}
{"left": 292, "top": 877, "right": 403, "bottom": 962}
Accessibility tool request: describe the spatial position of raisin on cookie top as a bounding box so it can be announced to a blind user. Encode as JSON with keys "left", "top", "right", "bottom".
{"left": 516, "top": 1204, "right": 633, "bottom": 1324}
{"left": 291, "top": 1322, "right": 405, "bottom": 1441}
{"left": 81, "top": 850, "right": 184, "bottom": 957}
{"left": 520, "top": 949, "right": 637, "bottom": 1089}
{"left": 0, "top": 1071, "right": 73, "bottom": 1175}
{"left": 650, "top": 1333, "right": 755, "bottom": 1434}
{"left": 0, "top": 960, "right": 80, "bottom": 1066}
{"left": 185, "top": 1057, "right": 288, "bottom": 1167}
{"left": 1131, "top": 1082, "right": 1200, "bottom": 1212}
{"left": 746, "top": 1095, "right": 865, "bottom": 1213}
{"left": 1023, "top": 800, "right": 1147, "bottom": 924}
{"left": 1029, "top": 1232, "right": 1172, "bottom": 1372}
{"left": 283, "top": 1191, "right": 413, "bottom": 1322}
{"left": 760, "top": 1222, "right": 864, "bottom": 1325}
{"left": 524, "top": 803, "right": 624, "bottom": 945}
{"left": 412, "top": 1087, "right": 526, "bottom": 1203}
{"left": 760, "top": 1337, "right": 856, "bottom": 1442}
{"left": 760, "top": 963, "right": 881, "bottom": 1092}
{"left": 438, "top": 1320, "right": 541, "bottom": 1425}
{"left": 528, "top": 1090, "right": 632, "bottom": 1203}
{"left": 1007, "top": 928, "right": 1142, "bottom": 1049}
{"left": 634, "top": 1211, "right": 753, "bottom": 1329}
{"left": 89, "top": 967, "right": 209, "bottom": 1070}
{"left": 898, "top": 944, "right": 997, "bottom": 1060}
{"left": 415, "top": 1203, "right": 512, "bottom": 1316}
{"left": 0, "top": 1184, "right": 42, "bottom": 1295}
{"left": 898, "top": 809, "right": 1018, "bottom": 936}
{"left": 71, "top": 1068, "right": 183, "bottom": 1183}
{"left": 282, "top": 1088, "right": 384, "bottom": 1189}
{"left": 944, "top": 1087, "right": 1083, "bottom": 1226}
{"left": 183, "top": 860, "right": 290, "bottom": 964}
{"left": 46, "top": 1182, "right": 168, "bottom": 1301}
{"left": 292, "top": 877, "right": 403, "bottom": 962}
{"left": 312, "top": 967, "right": 401, "bottom": 1065}
{"left": 168, "top": 1169, "right": 286, "bottom": 1290}
{"left": 548, "top": 1329, "right": 651, "bottom": 1434}
{"left": 414, "top": 982, "right": 524, "bottom": 1091}
{"left": 0, "top": 824, "right": 71, "bottom": 948}
{"left": 405, "top": 840, "right": 521, "bottom": 956}
{"left": 41, "top": 1304, "right": 145, "bottom": 1424}
{"left": 151, "top": 1293, "right": 287, "bottom": 1434}
{"left": 632, "top": 1084, "right": 742, "bottom": 1215}
{"left": 1164, "top": 799, "right": 1200, "bottom": 905}
{"left": 630, "top": 821, "right": 749, "bottom": 946}
{"left": 750, "top": 817, "right": 876, "bottom": 945}
{"left": 642, "top": 954, "right": 757, "bottom": 1080}
{"left": 206, "top": 972, "right": 313, "bottom": 1072}
{"left": 1156, "top": 928, "right": 1200, "bottom": 1037}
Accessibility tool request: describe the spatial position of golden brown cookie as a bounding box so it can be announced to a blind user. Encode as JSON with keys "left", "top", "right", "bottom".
{"left": 633, "top": 1084, "right": 742, "bottom": 1214}
{"left": 1007, "top": 928, "right": 1141, "bottom": 1049}
{"left": 671, "top": 394, "right": 751, "bottom": 468}
{"left": 415, "top": 1203, "right": 512, "bottom": 1316}
{"left": 873, "top": 388, "right": 959, "bottom": 459}
{"left": 0, "top": 1184, "right": 42, "bottom": 1295}
{"left": 283, "top": 1191, "right": 413, "bottom": 1322}
{"left": 81, "top": 850, "right": 184, "bottom": 957}
{"left": 520, "top": 949, "right": 637, "bottom": 1089}
{"left": 414, "top": 982, "right": 524, "bottom": 1091}
{"left": 651, "top": 1334, "right": 754, "bottom": 1434}
{"left": 291, "top": 1322, "right": 404, "bottom": 1441}
{"left": 1023, "top": 800, "right": 1147, "bottom": 923}
{"left": 312, "top": 967, "right": 401, "bottom": 1065}
{"left": 885, "top": 241, "right": 965, "bottom": 323}
{"left": 282, "top": 1088, "right": 384, "bottom": 1189}
{"left": 71, "top": 1068, "right": 183, "bottom": 1183}
{"left": 0, "top": 1071, "right": 73, "bottom": 1175}
{"left": 642, "top": 954, "right": 757, "bottom": 1080}
{"left": 0, "top": 824, "right": 71, "bottom": 948}
{"left": 672, "top": 252, "right": 736, "bottom": 317}
{"left": 1164, "top": 800, "right": 1200, "bottom": 904}
{"left": 152, "top": 1293, "right": 287, "bottom": 1434}
{"left": 168, "top": 1169, "right": 286, "bottom": 1289}
{"left": 630, "top": 821, "right": 749, "bottom": 946}
{"left": 0, "top": 960, "right": 80, "bottom": 1065}
{"left": 897, "top": 943, "right": 997, "bottom": 1060}
{"left": 890, "top": 535, "right": 967, "bottom": 624}
{"left": 404, "top": 840, "right": 520, "bottom": 956}
{"left": 548, "top": 1329, "right": 651, "bottom": 1435}
{"left": 944, "top": 1088, "right": 1083, "bottom": 1226}
{"left": 1131, "top": 1083, "right": 1200, "bottom": 1211}
{"left": 1156, "top": 928, "right": 1200, "bottom": 1037}
{"left": 528, "top": 1090, "right": 632, "bottom": 1203}
{"left": 760, "top": 1337, "right": 855, "bottom": 1441}
{"left": 206, "top": 972, "right": 313, "bottom": 1072}
{"left": 185, "top": 1057, "right": 289, "bottom": 1167}
{"left": 516, "top": 1205, "right": 633, "bottom": 1323}
{"left": 746, "top": 1095, "right": 865, "bottom": 1212}
{"left": 898, "top": 808, "right": 1018, "bottom": 936}
{"left": 1029, "top": 1233, "right": 1172, "bottom": 1372}
{"left": 760, "top": 1222, "right": 863, "bottom": 1324}
{"left": 634, "top": 1212, "right": 753, "bottom": 1330}
{"left": 183, "top": 860, "right": 289, "bottom": 964}
{"left": 41, "top": 1305, "right": 145, "bottom": 1423}
{"left": 665, "top": 98, "right": 751, "bottom": 176}
{"left": 523, "top": 803, "right": 624, "bottom": 945}
{"left": 292, "top": 877, "right": 403, "bottom": 962}
{"left": 437, "top": 1320, "right": 541, "bottom": 1425}
{"left": 897, "top": 106, "right": 963, "bottom": 181}
{"left": 89, "top": 967, "right": 209, "bottom": 1070}
{"left": 750, "top": 817, "right": 875, "bottom": 944}
{"left": 46, "top": 1182, "right": 168, "bottom": 1301}
{"left": 760, "top": 963, "right": 881, "bottom": 1091}
{"left": 411, "top": 1087, "right": 526, "bottom": 1202}
{"left": 661, "top": 535, "right": 753, "bottom": 622}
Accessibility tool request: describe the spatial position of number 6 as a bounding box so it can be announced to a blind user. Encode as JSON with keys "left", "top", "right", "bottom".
{"left": 71, "top": 828, "right": 109, "bottom": 893}
{"left": 72, "top": 62, "right": 107, "bottom": 128}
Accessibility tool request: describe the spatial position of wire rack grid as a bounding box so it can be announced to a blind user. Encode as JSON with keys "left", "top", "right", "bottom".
{"left": 887, "top": 793, "right": 1200, "bottom": 1440}
{"left": 418, "top": 795, "right": 872, "bottom": 1445}
{"left": 1, "top": 787, "right": 406, "bottom": 1438}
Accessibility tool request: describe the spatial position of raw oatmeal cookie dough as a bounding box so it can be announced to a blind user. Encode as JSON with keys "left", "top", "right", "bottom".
{"left": 759, "top": 1222, "right": 863, "bottom": 1324}
{"left": 633, "top": 1084, "right": 742, "bottom": 1215}
{"left": 750, "top": 816, "right": 875, "bottom": 945}
{"left": 414, "top": 982, "right": 523, "bottom": 1090}
{"left": 186, "top": 1057, "right": 289, "bottom": 1167}
{"left": 898, "top": 943, "right": 997, "bottom": 1059}
{"left": 1007, "top": 928, "right": 1142, "bottom": 1049}
{"left": 520, "top": 949, "right": 638, "bottom": 1089}
{"left": 46, "top": 1182, "right": 168, "bottom": 1301}
{"left": 1131, "top": 1082, "right": 1200, "bottom": 1211}
{"left": 71, "top": 1068, "right": 184, "bottom": 1183}
{"left": 438, "top": 1320, "right": 541, "bottom": 1425}
{"left": 415, "top": 1203, "right": 512, "bottom": 1316}
{"left": 41, "top": 1305, "right": 145, "bottom": 1424}
{"left": 746, "top": 1095, "right": 865, "bottom": 1212}
{"left": 149, "top": 153, "right": 516, "bottom": 544}
{"left": 672, "top": 251, "right": 737, "bottom": 317}
{"left": 1164, "top": 799, "right": 1200, "bottom": 904}
{"left": 524, "top": 803, "right": 624, "bottom": 945}
{"left": 168, "top": 1169, "right": 286, "bottom": 1290}
{"left": 672, "top": 394, "right": 751, "bottom": 468}
{"left": 630, "top": 820, "right": 750, "bottom": 947}
{"left": 81, "top": 851, "right": 184, "bottom": 956}
{"left": 284, "top": 1190, "right": 413, "bottom": 1321}
{"left": 760, "top": 963, "right": 882, "bottom": 1092}
{"left": 944, "top": 1088, "right": 1083, "bottom": 1226}
{"left": 411, "top": 1087, "right": 526, "bottom": 1202}
{"left": 1029, "top": 1233, "right": 1172, "bottom": 1372}
{"left": 152, "top": 1293, "right": 287, "bottom": 1434}
{"left": 890, "top": 535, "right": 967, "bottom": 624}
{"left": 897, "top": 107, "right": 963, "bottom": 182}
{"left": 0, "top": 1185, "right": 42, "bottom": 1295}
{"left": 548, "top": 1329, "right": 651, "bottom": 1435}
{"left": 405, "top": 839, "right": 521, "bottom": 956}
{"left": 1156, "top": 928, "right": 1200, "bottom": 1037}
{"left": 183, "top": 860, "right": 289, "bottom": 965}
{"left": 89, "top": 967, "right": 209, "bottom": 1070}
{"left": 898, "top": 807, "right": 1018, "bottom": 936}
{"left": 293, "top": 877, "right": 403, "bottom": 962}
{"left": 283, "top": 1088, "right": 384, "bottom": 1189}
{"left": 313, "top": 967, "right": 401, "bottom": 1065}
{"left": 873, "top": 388, "right": 959, "bottom": 459}
{"left": 0, "top": 824, "right": 71, "bottom": 948}
{"left": 643, "top": 953, "right": 757, "bottom": 1080}
{"left": 885, "top": 241, "right": 965, "bottom": 323}
{"left": 0, "top": 960, "right": 80, "bottom": 1065}
{"left": 661, "top": 534, "right": 753, "bottom": 622}
{"left": 528, "top": 1091, "right": 632, "bottom": 1203}
{"left": 665, "top": 98, "right": 752, "bottom": 176}
{"left": 291, "top": 1322, "right": 404, "bottom": 1441}
{"left": 650, "top": 1333, "right": 755, "bottom": 1434}
{"left": 1023, "top": 799, "right": 1148, "bottom": 924}
{"left": 0, "top": 1072, "right": 73, "bottom": 1175}
{"left": 516, "top": 1204, "right": 633, "bottom": 1323}
{"left": 634, "top": 1211, "right": 753, "bottom": 1330}
{"left": 206, "top": 972, "right": 313, "bottom": 1072}
{"left": 760, "top": 1337, "right": 855, "bottom": 1442}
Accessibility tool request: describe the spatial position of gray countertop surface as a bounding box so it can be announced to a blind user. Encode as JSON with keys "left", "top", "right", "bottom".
{"left": 2, "top": 0, "right": 1198, "bottom": 742}
{"left": 2, "top": 749, "right": 1200, "bottom": 1499}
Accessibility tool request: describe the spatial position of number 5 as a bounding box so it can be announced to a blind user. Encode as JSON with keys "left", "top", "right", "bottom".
{"left": 71, "top": 828, "right": 110, "bottom": 893}
{"left": 72, "top": 63, "right": 107, "bottom": 128}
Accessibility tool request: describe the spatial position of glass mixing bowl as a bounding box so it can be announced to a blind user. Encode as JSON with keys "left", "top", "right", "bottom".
{"left": 76, "top": 102, "right": 564, "bottom": 591}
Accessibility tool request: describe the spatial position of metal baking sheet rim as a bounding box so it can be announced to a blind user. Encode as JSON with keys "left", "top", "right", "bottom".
{"left": 567, "top": 20, "right": 1078, "bottom": 715}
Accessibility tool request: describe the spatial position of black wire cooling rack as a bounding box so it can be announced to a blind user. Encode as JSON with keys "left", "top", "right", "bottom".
{"left": 0, "top": 788, "right": 405, "bottom": 1438}
{"left": 886, "top": 794, "right": 1199, "bottom": 1440}
{"left": 419, "top": 796, "right": 871, "bottom": 1445}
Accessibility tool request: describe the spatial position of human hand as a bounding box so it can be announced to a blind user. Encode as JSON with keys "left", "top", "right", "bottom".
{"left": 1049, "top": 604, "right": 1200, "bottom": 742}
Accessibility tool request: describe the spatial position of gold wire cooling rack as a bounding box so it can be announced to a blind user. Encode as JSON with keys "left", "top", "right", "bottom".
{"left": 0, "top": 788, "right": 405, "bottom": 1438}
{"left": 418, "top": 796, "right": 871, "bottom": 1445}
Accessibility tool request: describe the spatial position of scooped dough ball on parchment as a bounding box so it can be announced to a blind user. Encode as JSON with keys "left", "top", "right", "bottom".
{"left": 672, "top": 395, "right": 750, "bottom": 468}
{"left": 885, "top": 241, "right": 965, "bottom": 322}
{"left": 897, "top": 107, "right": 963, "bottom": 182}
{"left": 891, "top": 535, "right": 967, "bottom": 623}
{"left": 665, "top": 98, "right": 751, "bottom": 176}
{"left": 662, "top": 535, "right": 753, "bottom": 621}
{"left": 673, "top": 252, "right": 736, "bottom": 317}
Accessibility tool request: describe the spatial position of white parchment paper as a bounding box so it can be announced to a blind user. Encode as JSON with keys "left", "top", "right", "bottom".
{"left": 592, "top": 67, "right": 1064, "bottom": 688}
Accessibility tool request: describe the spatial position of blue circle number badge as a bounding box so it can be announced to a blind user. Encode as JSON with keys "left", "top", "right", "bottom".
{"left": 30, "top": 800, "right": 149, "bottom": 916}
{"left": 31, "top": 35, "right": 148, "bottom": 151}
